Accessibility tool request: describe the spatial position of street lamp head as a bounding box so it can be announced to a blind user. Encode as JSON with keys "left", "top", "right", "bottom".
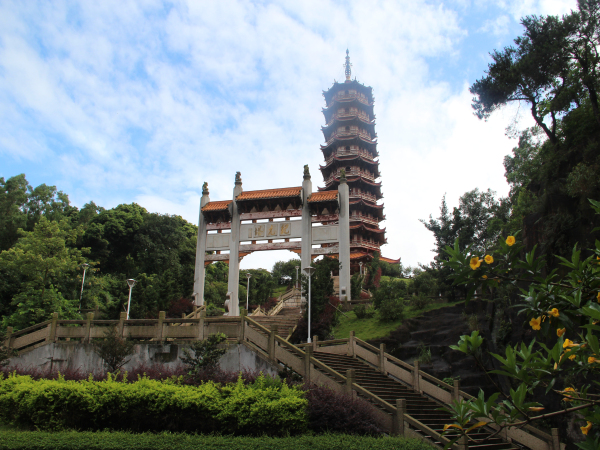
{"left": 295, "top": 265, "right": 300, "bottom": 269}
{"left": 126, "top": 279, "right": 137, "bottom": 288}
{"left": 246, "top": 273, "right": 252, "bottom": 280}
{"left": 303, "top": 267, "right": 316, "bottom": 276}
{"left": 82, "top": 263, "right": 90, "bottom": 268}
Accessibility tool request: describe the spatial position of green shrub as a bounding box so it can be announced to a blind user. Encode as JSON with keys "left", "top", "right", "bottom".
{"left": 0, "top": 431, "right": 436, "bottom": 450}
{"left": 378, "top": 297, "right": 405, "bottom": 322}
{"left": 0, "top": 373, "right": 307, "bottom": 435}
{"left": 410, "top": 294, "right": 430, "bottom": 310}
{"left": 93, "top": 326, "right": 136, "bottom": 373}
{"left": 372, "top": 278, "right": 406, "bottom": 309}
{"left": 353, "top": 304, "right": 375, "bottom": 319}
{"left": 180, "top": 333, "right": 227, "bottom": 372}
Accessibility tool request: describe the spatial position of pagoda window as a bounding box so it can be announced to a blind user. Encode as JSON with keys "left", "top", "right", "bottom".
{"left": 345, "top": 126, "right": 350, "bottom": 132}
{"left": 345, "top": 146, "right": 350, "bottom": 151}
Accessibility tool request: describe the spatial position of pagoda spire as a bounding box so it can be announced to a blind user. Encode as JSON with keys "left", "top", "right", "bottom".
{"left": 344, "top": 49, "right": 352, "bottom": 81}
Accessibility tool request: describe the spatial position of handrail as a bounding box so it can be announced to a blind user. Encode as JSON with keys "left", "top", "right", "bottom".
{"left": 10, "top": 320, "right": 51, "bottom": 338}
{"left": 351, "top": 382, "right": 395, "bottom": 413}
{"left": 404, "top": 413, "right": 453, "bottom": 447}
{"left": 243, "top": 316, "right": 273, "bottom": 336}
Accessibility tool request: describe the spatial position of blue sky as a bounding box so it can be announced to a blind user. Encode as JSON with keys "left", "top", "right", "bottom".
{"left": 0, "top": 0, "right": 576, "bottom": 270}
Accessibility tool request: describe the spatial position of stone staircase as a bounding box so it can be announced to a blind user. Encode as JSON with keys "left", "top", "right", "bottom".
{"left": 314, "top": 352, "right": 520, "bottom": 450}
{"left": 249, "top": 307, "right": 302, "bottom": 339}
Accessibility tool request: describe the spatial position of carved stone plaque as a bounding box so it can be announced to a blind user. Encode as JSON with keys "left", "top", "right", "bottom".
{"left": 279, "top": 223, "right": 291, "bottom": 236}
{"left": 254, "top": 224, "right": 265, "bottom": 238}
{"left": 267, "top": 224, "right": 278, "bottom": 237}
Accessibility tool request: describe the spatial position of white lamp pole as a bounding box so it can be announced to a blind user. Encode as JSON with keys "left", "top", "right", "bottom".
{"left": 126, "top": 279, "right": 137, "bottom": 320}
{"left": 79, "top": 263, "right": 90, "bottom": 312}
{"left": 295, "top": 265, "right": 300, "bottom": 290}
{"left": 303, "top": 266, "right": 316, "bottom": 343}
{"left": 246, "top": 273, "right": 252, "bottom": 311}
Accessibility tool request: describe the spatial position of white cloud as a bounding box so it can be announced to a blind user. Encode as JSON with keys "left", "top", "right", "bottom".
{"left": 0, "top": 0, "right": 542, "bottom": 271}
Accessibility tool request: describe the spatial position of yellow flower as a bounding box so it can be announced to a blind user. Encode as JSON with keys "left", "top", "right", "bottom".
{"left": 469, "top": 256, "right": 482, "bottom": 270}
{"left": 563, "top": 339, "right": 575, "bottom": 348}
{"left": 589, "top": 356, "right": 599, "bottom": 364}
{"left": 581, "top": 421, "right": 592, "bottom": 435}
{"left": 569, "top": 354, "right": 577, "bottom": 361}
{"left": 530, "top": 316, "right": 542, "bottom": 330}
{"left": 482, "top": 275, "right": 488, "bottom": 279}
{"left": 528, "top": 406, "right": 544, "bottom": 412}
{"left": 484, "top": 255, "right": 494, "bottom": 264}
{"left": 506, "top": 236, "right": 516, "bottom": 246}
{"left": 557, "top": 328, "right": 566, "bottom": 337}
{"left": 562, "top": 387, "right": 576, "bottom": 401}
{"left": 548, "top": 308, "right": 559, "bottom": 318}
{"left": 597, "top": 292, "right": 600, "bottom": 303}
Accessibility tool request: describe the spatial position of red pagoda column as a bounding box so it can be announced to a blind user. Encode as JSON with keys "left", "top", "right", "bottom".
{"left": 319, "top": 50, "right": 393, "bottom": 269}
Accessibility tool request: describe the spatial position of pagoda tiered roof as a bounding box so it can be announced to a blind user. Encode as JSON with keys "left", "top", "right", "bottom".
{"left": 322, "top": 79, "right": 374, "bottom": 105}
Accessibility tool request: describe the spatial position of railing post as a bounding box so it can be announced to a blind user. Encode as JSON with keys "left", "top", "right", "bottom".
{"left": 312, "top": 335, "right": 318, "bottom": 352}
{"left": 84, "top": 312, "right": 94, "bottom": 343}
{"left": 345, "top": 369, "right": 355, "bottom": 396}
{"left": 304, "top": 347, "right": 313, "bottom": 384}
{"left": 155, "top": 311, "right": 165, "bottom": 341}
{"left": 551, "top": 428, "right": 560, "bottom": 450}
{"left": 48, "top": 312, "right": 59, "bottom": 342}
{"left": 456, "top": 435, "right": 468, "bottom": 450}
{"left": 450, "top": 378, "right": 460, "bottom": 401}
{"left": 347, "top": 330, "right": 355, "bottom": 357}
{"left": 118, "top": 311, "right": 127, "bottom": 338}
{"left": 379, "top": 343, "right": 386, "bottom": 373}
{"left": 5, "top": 326, "right": 13, "bottom": 351}
{"left": 239, "top": 310, "right": 247, "bottom": 343}
{"left": 394, "top": 398, "right": 406, "bottom": 436}
{"left": 198, "top": 309, "right": 206, "bottom": 340}
{"left": 413, "top": 360, "right": 420, "bottom": 392}
{"left": 269, "top": 325, "right": 278, "bottom": 362}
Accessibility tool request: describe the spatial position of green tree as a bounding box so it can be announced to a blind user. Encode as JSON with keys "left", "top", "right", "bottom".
{"left": 94, "top": 325, "right": 136, "bottom": 373}
{"left": 0, "top": 217, "right": 87, "bottom": 330}
{"left": 181, "top": 333, "right": 227, "bottom": 372}
{"left": 240, "top": 268, "right": 276, "bottom": 306}
{"left": 271, "top": 259, "right": 302, "bottom": 285}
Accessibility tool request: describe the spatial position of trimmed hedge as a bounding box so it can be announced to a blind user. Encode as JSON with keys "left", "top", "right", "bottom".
{"left": 0, "top": 374, "right": 306, "bottom": 435}
{"left": 0, "top": 431, "right": 435, "bottom": 450}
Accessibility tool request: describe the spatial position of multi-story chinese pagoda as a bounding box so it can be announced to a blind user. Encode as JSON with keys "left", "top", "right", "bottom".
{"left": 319, "top": 51, "right": 398, "bottom": 268}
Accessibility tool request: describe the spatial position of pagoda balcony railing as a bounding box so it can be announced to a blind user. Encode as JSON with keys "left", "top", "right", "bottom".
{"left": 324, "top": 149, "right": 376, "bottom": 165}
{"left": 325, "top": 112, "right": 372, "bottom": 126}
{"left": 322, "top": 132, "right": 376, "bottom": 147}
{"left": 324, "top": 169, "right": 377, "bottom": 185}
{"left": 349, "top": 192, "right": 378, "bottom": 203}
{"left": 351, "top": 238, "right": 382, "bottom": 251}
{"left": 350, "top": 213, "right": 380, "bottom": 226}
{"left": 328, "top": 93, "right": 371, "bottom": 107}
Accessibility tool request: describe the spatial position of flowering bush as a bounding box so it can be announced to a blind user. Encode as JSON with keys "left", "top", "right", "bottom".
{"left": 441, "top": 199, "right": 600, "bottom": 448}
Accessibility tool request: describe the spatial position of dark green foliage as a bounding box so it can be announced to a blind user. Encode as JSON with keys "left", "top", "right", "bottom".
{"left": 350, "top": 273, "right": 364, "bottom": 300}
{"left": 377, "top": 297, "right": 405, "bottom": 322}
{"left": 0, "top": 374, "right": 307, "bottom": 435}
{"left": 93, "top": 326, "right": 136, "bottom": 372}
{"left": 180, "top": 333, "right": 227, "bottom": 372}
{"left": 302, "top": 256, "right": 338, "bottom": 321}
{"left": 240, "top": 268, "right": 276, "bottom": 306}
{"left": 353, "top": 304, "right": 375, "bottom": 319}
{"left": 410, "top": 294, "right": 430, "bottom": 311}
{"left": 0, "top": 329, "right": 16, "bottom": 367}
{"left": 0, "top": 431, "right": 434, "bottom": 450}
{"left": 271, "top": 258, "right": 302, "bottom": 285}
{"left": 411, "top": 271, "right": 438, "bottom": 297}
{"left": 372, "top": 278, "right": 406, "bottom": 310}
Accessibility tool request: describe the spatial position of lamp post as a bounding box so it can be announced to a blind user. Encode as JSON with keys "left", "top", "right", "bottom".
{"left": 78, "top": 263, "right": 90, "bottom": 312}
{"left": 126, "top": 279, "right": 137, "bottom": 320}
{"left": 359, "top": 261, "right": 363, "bottom": 276}
{"left": 303, "top": 266, "right": 316, "bottom": 343}
{"left": 246, "top": 273, "right": 252, "bottom": 311}
{"left": 295, "top": 265, "right": 300, "bottom": 290}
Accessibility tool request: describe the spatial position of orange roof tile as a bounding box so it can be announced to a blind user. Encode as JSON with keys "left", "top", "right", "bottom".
{"left": 380, "top": 256, "right": 400, "bottom": 264}
{"left": 236, "top": 186, "right": 302, "bottom": 201}
{"left": 201, "top": 200, "right": 232, "bottom": 212}
{"left": 308, "top": 190, "right": 338, "bottom": 202}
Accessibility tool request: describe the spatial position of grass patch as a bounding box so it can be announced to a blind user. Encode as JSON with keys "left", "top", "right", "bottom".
{"left": 0, "top": 431, "right": 435, "bottom": 450}
{"left": 333, "top": 300, "right": 464, "bottom": 341}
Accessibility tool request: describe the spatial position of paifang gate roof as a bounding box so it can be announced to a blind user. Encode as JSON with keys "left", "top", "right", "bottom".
{"left": 308, "top": 190, "right": 338, "bottom": 203}
{"left": 201, "top": 200, "right": 232, "bottom": 212}
{"left": 236, "top": 186, "right": 302, "bottom": 201}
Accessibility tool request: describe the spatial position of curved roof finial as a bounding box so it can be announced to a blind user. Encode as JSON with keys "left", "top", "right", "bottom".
{"left": 344, "top": 49, "right": 352, "bottom": 81}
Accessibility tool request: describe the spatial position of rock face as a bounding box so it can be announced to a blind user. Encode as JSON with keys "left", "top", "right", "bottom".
{"left": 369, "top": 300, "right": 503, "bottom": 396}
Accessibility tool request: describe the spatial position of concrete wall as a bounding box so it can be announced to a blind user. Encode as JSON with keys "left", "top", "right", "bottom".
{"left": 6, "top": 342, "right": 279, "bottom": 377}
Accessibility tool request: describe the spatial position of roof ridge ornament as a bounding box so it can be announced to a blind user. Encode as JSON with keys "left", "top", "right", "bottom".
{"left": 303, "top": 164, "right": 311, "bottom": 180}
{"left": 202, "top": 181, "right": 209, "bottom": 196}
{"left": 235, "top": 171, "right": 242, "bottom": 185}
{"left": 344, "top": 49, "right": 352, "bottom": 82}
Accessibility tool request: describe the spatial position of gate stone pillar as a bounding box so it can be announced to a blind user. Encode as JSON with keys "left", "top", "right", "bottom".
{"left": 301, "top": 165, "right": 313, "bottom": 273}
{"left": 338, "top": 172, "right": 351, "bottom": 301}
{"left": 193, "top": 182, "right": 210, "bottom": 307}
{"left": 227, "top": 172, "right": 243, "bottom": 316}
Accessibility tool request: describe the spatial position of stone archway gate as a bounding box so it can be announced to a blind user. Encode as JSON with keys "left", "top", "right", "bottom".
{"left": 193, "top": 167, "right": 351, "bottom": 315}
